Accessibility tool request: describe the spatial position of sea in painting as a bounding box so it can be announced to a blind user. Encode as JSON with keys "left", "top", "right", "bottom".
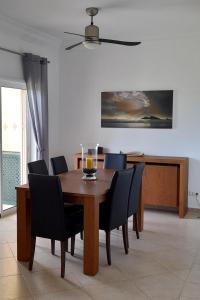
{"left": 101, "top": 90, "right": 173, "bottom": 129}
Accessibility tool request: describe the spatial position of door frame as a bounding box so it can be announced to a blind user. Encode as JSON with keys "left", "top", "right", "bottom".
{"left": 0, "top": 78, "right": 27, "bottom": 217}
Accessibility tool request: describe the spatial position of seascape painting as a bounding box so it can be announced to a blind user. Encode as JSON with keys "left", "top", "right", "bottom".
{"left": 101, "top": 90, "right": 173, "bottom": 128}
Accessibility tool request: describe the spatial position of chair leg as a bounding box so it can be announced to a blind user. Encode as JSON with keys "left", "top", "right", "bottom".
{"left": 29, "top": 236, "right": 36, "bottom": 271}
{"left": 51, "top": 239, "right": 55, "bottom": 255}
{"left": 80, "top": 231, "right": 83, "bottom": 240}
{"left": 60, "top": 241, "right": 65, "bottom": 278}
{"left": 106, "top": 231, "right": 111, "bottom": 265}
{"left": 126, "top": 222, "right": 129, "bottom": 249}
{"left": 134, "top": 213, "right": 140, "bottom": 239}
{"left": 122, "top": 223, "right": 129, "bottom": 254}
{"left": 71, "top": 236, "right": 75, "bottom": 256}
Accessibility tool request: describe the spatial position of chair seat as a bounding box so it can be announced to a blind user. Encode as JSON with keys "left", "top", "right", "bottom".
{"left": 99, "top": 201, "right": 110, "bottom": 231}
{"left": 64, "top": 208, "right": 83, "bottom": 238}
{"left": 64, "top": 203, "right": 83, "bottom": 212}
{"left": 99, "top": 201, "right": 125, "bottom": 231}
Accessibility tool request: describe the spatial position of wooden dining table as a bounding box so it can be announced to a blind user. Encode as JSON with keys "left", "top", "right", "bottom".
{"left": 16, "top": 169, "right": 144, "bottom": 276}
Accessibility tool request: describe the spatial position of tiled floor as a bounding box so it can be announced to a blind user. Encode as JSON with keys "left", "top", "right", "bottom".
{"left": 0, "top": 210, "right": 200, "bottom": 300}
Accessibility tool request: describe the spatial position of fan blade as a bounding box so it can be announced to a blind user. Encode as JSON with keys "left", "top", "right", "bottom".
{"left": 65, "top": 42, "right": 83, "bottom": 50}
{"left": 64, "top": 31, "right": 85, "bottom": 38}
{"left": 99, "top": 38, "right": 141, "bottom": 46}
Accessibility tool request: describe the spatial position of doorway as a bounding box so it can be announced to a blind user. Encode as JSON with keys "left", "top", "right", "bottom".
{"left": 0, "top": 86, "right": 27, "bottom": 215}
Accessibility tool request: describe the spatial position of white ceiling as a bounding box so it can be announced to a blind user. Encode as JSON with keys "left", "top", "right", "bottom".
{"left": 0, "top": 0, "right": 200, "bottom": 41}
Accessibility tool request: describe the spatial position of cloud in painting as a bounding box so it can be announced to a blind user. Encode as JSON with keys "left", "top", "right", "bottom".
{"left": 102, "top": 91, "right": 150, "bottom": 118}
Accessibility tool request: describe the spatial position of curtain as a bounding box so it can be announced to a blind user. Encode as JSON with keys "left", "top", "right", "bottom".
{"left": 22, "top": 53, "right": 49, "bottom": 164}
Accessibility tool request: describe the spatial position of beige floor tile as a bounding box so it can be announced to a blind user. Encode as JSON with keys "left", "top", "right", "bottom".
{"left": 1, "top": 213, "right": 17, "bottom": 221}
{"left": 181, "top": 282, "right": 200, "bottom": 298}
{"left": 0, "top": 257, "right": 21, "bottom": 276}
{"left": 0, "top": 230, "right": 17, "bottom": 243}
{"left": 193, "top": 252, "right": 200, "bottom": 264}
{"left": 61, "top": 263, "right": 130, "bottom": 288}
{"left": 8, "top": 242, "right": 18, "bottom": 257}
{"left": 0, "top": 222, "right": 16, "bottom": 232}
{"left": 186, "top": 264, "right": 200, "bottom": 284}
{"left": 35, "top": 238, "right": 53, "bottom": 250}
{"left": 110, "top": 250, "right": 170, "bottom": 279}
{"left": 179, "top": 297, "right": 200, "bottom": 300}
{"left": 0, "top": 242, "right": 13, "bottom": 259}
{"left": 82, "top": 280, "right": 149, "bottom": 300}
{"left": 0, "top": 275, "right": 31, "bottom": 300}
{"left": 149, "top": 248, "right": 195, "bottom": 271}
{"left": 22, "top": 269, "right": 76, "bottom": 296}
{"left": 172, "top": 269, "right": 191, "bottom": 281}
{"left": 39, "top": 266, "right": 97, "bottom": 288}
{"left": 19, "top": 250, "right": 76, "bottom": 273}
{"left": 135, "top": 273, "right": 184, "bottom": 300}
{"left": 128, "top": 232, "right": 173, "bottom": 253}
{"left": 18, "top": 250, "right": 83, "bottom": 276}
{"left": 13, "top": 298, "right": 33, "bottom": 300}
{"left": 33, "top": 288, "right": 92, "bottom": 300}
{"left": 94, "top": 263, "right": 131, "bottom": 283}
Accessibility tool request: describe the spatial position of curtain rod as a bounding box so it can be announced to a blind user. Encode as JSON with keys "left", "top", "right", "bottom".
{"left": 0, "top": 46, "right": 50, "bottom": 63}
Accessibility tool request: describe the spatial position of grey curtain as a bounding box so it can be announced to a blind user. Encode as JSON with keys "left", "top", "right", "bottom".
{"left": 22, "top": 53, "right": 49, "bottom": 164}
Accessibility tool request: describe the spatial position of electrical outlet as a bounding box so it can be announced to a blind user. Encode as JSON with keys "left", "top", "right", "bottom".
{"left": 189, "top": 191, "right": 199, "bottom": 196}
{"left": 189, "top": 191, "right": 195, "bottom": 196}
{"left": 189, "top": 191, "right": 200, "bottom": 207}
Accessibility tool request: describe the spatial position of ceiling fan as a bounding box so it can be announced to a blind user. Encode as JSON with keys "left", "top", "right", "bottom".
{"left": 65, "top": 7, "right": 141, "bottom": 50}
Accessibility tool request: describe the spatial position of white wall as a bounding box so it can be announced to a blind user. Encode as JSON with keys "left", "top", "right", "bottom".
{"left": 0, "top": 16, "right": 61, "bottom": 160}
{"left": 60, "top": 36, "right": 200, "bottom": 208}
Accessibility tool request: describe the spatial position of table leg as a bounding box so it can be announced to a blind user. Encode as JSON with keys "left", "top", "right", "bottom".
{"left": 83, "top": 196, "right": 99, "bottom": 276}
{"left": 17, "top": 188, "right": 31, "bottom": 261}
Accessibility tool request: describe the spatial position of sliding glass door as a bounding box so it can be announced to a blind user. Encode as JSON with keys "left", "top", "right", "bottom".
{"left": 0, "top": 86, "right": 27, "bottom": 215}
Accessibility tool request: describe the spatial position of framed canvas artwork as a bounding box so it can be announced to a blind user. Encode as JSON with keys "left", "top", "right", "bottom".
{"left": 101, "top": 90, "right": 173, "bottom": 128}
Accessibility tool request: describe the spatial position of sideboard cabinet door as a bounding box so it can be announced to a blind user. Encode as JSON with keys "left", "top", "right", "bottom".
{"left": 142, "top": 165, "right": 178, "bottom": 208}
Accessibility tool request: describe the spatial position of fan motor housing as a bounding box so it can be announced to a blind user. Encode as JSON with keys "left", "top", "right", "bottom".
{"left": 85, "top": 25, "right": 99, "bottom": 40}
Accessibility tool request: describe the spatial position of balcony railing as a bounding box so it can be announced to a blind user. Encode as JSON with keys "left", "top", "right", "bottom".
{"left": 2, "top": 151, "right": 21, "bottom": 207}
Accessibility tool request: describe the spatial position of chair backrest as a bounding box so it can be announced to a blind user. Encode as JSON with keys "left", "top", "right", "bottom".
{"left": 107, "top": 168, "right": 134, "bottom": 230}
{"left": 28, "top": 160, "right": 48, "bottom": 175}
{"left": 50, "top": 156, "right": 68, "bottom": 175}
{"left": 104, "top": 153, "right": 127, "bottom": 170}
{"left": 128, "top": 163, "right": 145, "bottom": 217}
{"left": 28, "top": 174, "right": 65, "bottom": 240}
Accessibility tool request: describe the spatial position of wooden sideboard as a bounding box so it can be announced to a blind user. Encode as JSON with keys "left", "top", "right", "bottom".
{"left": 74, "top": 154, "right": 189, "bottom": 218}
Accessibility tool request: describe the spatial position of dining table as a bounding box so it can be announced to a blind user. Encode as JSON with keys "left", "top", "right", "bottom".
{"left": 16, "top": 169, "right": 144, "bottom": 276}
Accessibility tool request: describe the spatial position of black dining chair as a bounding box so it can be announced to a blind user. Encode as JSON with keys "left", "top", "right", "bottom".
{"left": 99, "top": 168, "right": 134, "bottom": 265}
{"left": 27, "top": 158, "right": 80, "bottom": 254}
{"left": 104, "top": 153, "right": 127, "bottom": 170}
{"left": 28, "top": 159, "right": 57, "bottom": 252}
{"left": 51, "top": 156, "right": 68, "bottom": 175}
{"left": 28, "top": 159, "right": 49, "bottom": 175}
{"left": 50, "top": 155, "right": 84, "bottom": 241}
{"left": 127, "top": 163, "right": 145, "bottom": 240}
{"left": 28, "top": 174, "right": 83, "bottom": 278}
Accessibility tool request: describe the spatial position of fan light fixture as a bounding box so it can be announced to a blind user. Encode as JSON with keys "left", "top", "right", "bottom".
{"left": 64, "top": 7, "right": 141, "bottom": 51}
{"left": 83, "top": 40, "right": 101, "bottom": 49}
